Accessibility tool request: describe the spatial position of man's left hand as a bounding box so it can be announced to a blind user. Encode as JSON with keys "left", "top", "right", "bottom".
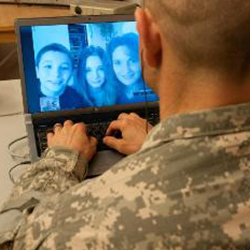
{"left": 47, "top": 120, "right": 97, "bottom": 162}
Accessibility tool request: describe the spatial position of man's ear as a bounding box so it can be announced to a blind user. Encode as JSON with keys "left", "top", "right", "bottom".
{"left": 136, "top": 7, "right": 162, "bottom": 69}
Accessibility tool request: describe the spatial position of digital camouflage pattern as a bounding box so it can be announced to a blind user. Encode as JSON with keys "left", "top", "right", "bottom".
{"left": 1, "top": 103, "right": 250, "bottom": 249}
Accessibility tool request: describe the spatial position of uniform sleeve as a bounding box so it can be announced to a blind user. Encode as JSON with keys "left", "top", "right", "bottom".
{"left": 1, "top": 146, "right": 88, "bottom": 209}
{"left": 0, "top": 147, "right": 88, "bottom": 247}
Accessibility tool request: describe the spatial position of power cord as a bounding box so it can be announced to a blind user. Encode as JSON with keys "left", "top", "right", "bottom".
{"left": 141, "top": 49, "right": 150, "bottom": 133}
{"left": 8, "top": 135, "right": 31, "bottom": 184}
{"left": 9, "top": 161, "right": 31, "bottom": 184}
{"left": 0, "top": 112, "right": 23, "bottom": 118}
{"left": 142, "top": 77, "right": 150, "bottom": 133}
{"left": 8, "top": 135, "right": 29, "bottom": 160}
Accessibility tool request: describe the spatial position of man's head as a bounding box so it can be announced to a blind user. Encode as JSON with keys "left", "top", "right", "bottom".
{"left": 136, "top": 0, "right": 250, "bottom": 118}
{"left": 138, "top": 0, "right": 250, "bottom": 71}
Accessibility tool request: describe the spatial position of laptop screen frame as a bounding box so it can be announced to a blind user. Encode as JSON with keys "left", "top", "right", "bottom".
{"left": 15, "top": 14, "right": 158, "bottom": 116}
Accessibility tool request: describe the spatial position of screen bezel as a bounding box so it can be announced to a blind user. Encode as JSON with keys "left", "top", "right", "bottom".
{"left": 15, "top": 15, "right": 158, "bottom": 115}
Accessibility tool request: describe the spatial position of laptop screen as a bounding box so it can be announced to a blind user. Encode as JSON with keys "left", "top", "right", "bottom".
{"left": 19, "top": 18, "right": 159, "bottom": 114}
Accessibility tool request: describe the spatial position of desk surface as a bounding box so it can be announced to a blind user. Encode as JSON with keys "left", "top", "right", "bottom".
{"left": 0, "top": 4, "right": 71, "bottom": 43}
{"left": 0, "top": 79, "right": 28, "bottom": 207}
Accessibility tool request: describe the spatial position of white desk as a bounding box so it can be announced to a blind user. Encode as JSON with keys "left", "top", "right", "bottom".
{"left": 0, "top": 79, "right": 28, "bottom": 206}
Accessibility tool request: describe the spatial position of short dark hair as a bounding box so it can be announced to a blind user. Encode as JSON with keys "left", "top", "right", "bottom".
{"left": 146, "top": 0, "right": 250, "bottom": 72}
{"left": 36, "top": 43, "right": 73, "bottom": 68}
{"left": 107, "top": 33, "right": 143, "bottom": 88}
{"left": 107, "top": 33, "right": 139, "bottom": 62}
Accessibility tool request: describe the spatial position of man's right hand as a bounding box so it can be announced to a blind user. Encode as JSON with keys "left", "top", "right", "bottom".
{"left": 103, "top": 113, "right": 153, "bottom": 155}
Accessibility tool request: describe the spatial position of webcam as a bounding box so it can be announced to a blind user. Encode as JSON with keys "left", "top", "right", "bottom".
{"left": 70, "top": 0, "right": 137, "bottom": 15}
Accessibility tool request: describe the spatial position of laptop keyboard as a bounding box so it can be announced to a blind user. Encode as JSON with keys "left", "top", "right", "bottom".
{"left": 34, "top": 107, "right": 159, "bottom": 157}
{"left": 36, "top": 120, "right": 113, "bottom": 154}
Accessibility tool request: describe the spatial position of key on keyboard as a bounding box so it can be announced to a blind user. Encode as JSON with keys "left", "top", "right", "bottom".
{"left": 36, "top": 120, "right": 112, "bottom": 155}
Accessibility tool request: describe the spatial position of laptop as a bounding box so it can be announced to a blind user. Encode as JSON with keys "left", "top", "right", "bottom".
{"left": 15, "top": 14, "right": 159, "bottom": 176}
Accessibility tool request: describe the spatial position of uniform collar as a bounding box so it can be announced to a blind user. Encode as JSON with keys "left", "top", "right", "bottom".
{"left": 142, "top": 102, "right": 250, "bottom": 151}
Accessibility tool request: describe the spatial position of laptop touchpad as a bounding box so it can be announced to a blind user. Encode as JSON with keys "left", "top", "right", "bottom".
{"left": 88, "top": 150, "right": 124, "bottom": 177}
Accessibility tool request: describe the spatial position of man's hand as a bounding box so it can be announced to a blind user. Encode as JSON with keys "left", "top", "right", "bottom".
{"left": 47, "top": 120, "right": 97, "bottom": 162}
{"left": 103, "top": 113, "right": 153, "bottom": 155}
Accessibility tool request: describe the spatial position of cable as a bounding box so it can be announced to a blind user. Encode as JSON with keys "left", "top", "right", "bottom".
{"left": 8, "top": 135, "right": 31, "bottom": 184}
{"left": 9, "top": 161, "right": 31, "bottom": 184}
{"left": 140, "top": 49, "right": 150, "bottom": 133}
{"left": 8, "top": 135, "right": 29, "bottom": 160}
{"left": 0, "top": 112, "right": 23, "bottom": 118}
{"left": 142, "top": 78, "right": 150, "bottom": 133}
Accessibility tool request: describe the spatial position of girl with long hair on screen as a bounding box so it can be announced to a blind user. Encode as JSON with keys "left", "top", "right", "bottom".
{"left": 78, "top": 46, "right": 116, "bottom": 107}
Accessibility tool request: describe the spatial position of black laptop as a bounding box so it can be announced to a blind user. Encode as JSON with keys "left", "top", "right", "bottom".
{"left": 15, "top": 14, "right": 159, "bottom": 176}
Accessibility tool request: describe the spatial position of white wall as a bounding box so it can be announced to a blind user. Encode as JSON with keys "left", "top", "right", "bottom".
{"left": 32, "top": 25, "right": 70, "bottom": 58}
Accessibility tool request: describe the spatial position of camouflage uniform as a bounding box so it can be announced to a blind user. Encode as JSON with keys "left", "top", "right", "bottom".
{"left": 1, "top": 103, "right": 250, "bottom": 250}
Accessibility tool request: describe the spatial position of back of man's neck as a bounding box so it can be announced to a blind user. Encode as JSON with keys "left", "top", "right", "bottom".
{"left": 159, "top": 67, "right": 250, "bottom": 120}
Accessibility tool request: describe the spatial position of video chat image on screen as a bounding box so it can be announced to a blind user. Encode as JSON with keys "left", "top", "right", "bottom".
{"left": 21, "top": 21, "right": 158, "bottom": 113}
